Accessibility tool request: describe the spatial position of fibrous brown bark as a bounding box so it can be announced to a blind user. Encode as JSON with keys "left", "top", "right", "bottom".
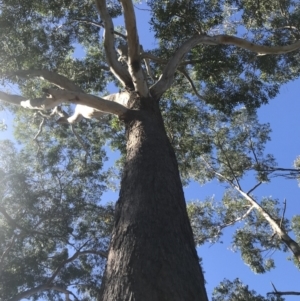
{"left": 99, "top": 94, "right": 208, "bottom": 301}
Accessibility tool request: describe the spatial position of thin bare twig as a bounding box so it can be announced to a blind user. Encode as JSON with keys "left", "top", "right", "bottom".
{"left": 268, "top": 282, "right": 300, "bottom": 296}
{"left": 72, "top": 18, "right": 127, "bottom": 40}
{"left": 33, "top": 117, "right": 45, "bottom": 152}
{"left": 247, "top": 182, "right": 262, "bottom": 195}
{"left": 0, "top": 234, "right": 17, "bottom": 270}
{"left": 71, "top": 124, "right": 90, "bottom": 164}
{"left": 178, "top": 68, "right": 206, "bottom": 101}
{"left": 279, "top": 199, "right": 287, "bottom": 229}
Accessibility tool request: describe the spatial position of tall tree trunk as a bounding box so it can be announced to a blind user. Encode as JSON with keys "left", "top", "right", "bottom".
{"left": 99, "top": 95, "right": 208, "bottom": 301}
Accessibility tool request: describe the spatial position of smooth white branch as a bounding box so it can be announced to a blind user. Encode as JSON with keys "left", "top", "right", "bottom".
{"left": 44, "top": 89, "right": 130, "bottom": 118}
{"left": 119, "top": 0, "right": 149, "bottom": 97}
{"left": 95, "top": 0, "right": 133, "bottom": 89}
{"left": 150, "top": 34, "right": 300, "bottom": 99}
{"left": 0, "top": 89, "right": 130, "bottom": 119}
{"left": 0, "top": 91, "right": 62, "bottom": 110}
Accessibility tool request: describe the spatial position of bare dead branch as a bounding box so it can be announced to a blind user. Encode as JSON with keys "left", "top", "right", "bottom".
{"left": 268, "top": 282, "right": 300, "bottom": 296}
{"left": 247, "top": 182, "right": 262, "bottom": 194}
{"left": 95, "top": 0, "right": 133, "bottom": 89}
{"left": 268, "top": 291, "right": 300, "bottom": 296}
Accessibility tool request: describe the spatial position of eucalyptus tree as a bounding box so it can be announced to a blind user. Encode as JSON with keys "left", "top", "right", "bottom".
{"left": 1, "top": 1, "right": 300, "bottom": 301}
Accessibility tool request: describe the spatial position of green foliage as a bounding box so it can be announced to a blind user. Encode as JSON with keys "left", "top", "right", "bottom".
{"left": 212, "top": 278, "right": 284, "bottom": 301}
{"left": 188, "top": 193, "right": 290, "bottom": 273}
{"left": 1, "top": 0, "right": 300, "bottom": 300}
{"left": 0, "top": 140, "right": 114, "bottom": 301}
{"left": 148, "top": 1, "right": 300, "bottom": 112}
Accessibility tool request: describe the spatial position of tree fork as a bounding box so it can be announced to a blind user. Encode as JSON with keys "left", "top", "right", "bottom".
{"left": 99, "top": 95, "right": 208, "bottom": 301}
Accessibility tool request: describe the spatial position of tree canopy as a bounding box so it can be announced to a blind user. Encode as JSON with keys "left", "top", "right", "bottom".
{"left": 1, "top": 0, "right": 300, "bottom": 300}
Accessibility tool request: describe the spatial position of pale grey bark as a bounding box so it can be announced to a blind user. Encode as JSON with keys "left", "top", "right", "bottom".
{"left": 150, "top": 34, "right": 300, "bottom": 99}
{"left": 0, "top": 90, "right": 131, "bottom": 118}
{"left": 119, "top": 0, "right": 149, "bottom": 97}
{"left": 202, "top": 158, "right": 300, "bottom": 262}
{"left": 95, "top": 0, "right": 133, "bottom": 89}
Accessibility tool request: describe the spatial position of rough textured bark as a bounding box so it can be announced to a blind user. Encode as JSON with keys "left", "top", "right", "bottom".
{"left": 99, "top": 94, "right": 208, "bottom": 301}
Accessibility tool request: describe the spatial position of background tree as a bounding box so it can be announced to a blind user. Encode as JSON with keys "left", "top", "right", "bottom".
{"left": 1, "top": 0, "right": 300, "bottom": 300}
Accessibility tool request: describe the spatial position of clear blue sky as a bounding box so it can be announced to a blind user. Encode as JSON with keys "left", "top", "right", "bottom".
{"left": 1, "top": 2, "right": 300, "bottom": 300}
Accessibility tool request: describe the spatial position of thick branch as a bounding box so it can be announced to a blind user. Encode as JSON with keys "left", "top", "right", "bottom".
{"left": 150, "top": 34, "right": 300, "bottom": 99}
{"left": 202, "top": 158, "right": 300, "bottom": 261}
{"left": 268, "top": 282, "right": 300, "bottom": 296}
{"left": 119, "top": 0, "right": 148, "bottom": 97}
{"left": 236, "top": 188, "right": 300, "bottom": 261}
{"left": 268, "top": 291, "right": 300, "bottom": 296}
{"left": 95, "top": 0, "right": 133, "bottom": 89}
{"left": 44, "top": 89, "right": 130, "bottom": 117}
{"left": 5, "top": 69, "right": 83, "bottom": 92}
{"left": 0, "top": 90, "right": 62, "bottom": 110}
{"left": 213, "top": 34, "right": 300, "bottom": 54}
{"left": 1, "top": 89, "right": 131, "bottom": 117}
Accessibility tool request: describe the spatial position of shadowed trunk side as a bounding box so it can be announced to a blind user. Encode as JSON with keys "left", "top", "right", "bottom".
{"left": 99, "top": 95, "right": 208, "bottom": 301}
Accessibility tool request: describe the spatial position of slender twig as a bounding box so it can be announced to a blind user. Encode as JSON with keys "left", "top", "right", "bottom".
{"left": 46, "top": 249, "right": 108, "bottom": 285}
{"left": 0, "top": 234, "right": 17, "bottom": 270}
{"left": 214, "top": 205, "right": 255, "bottom": 237}
{"left": 33, "top": 117, "right": 45, "bottom": 141}
{"left": 33, "top": 117, "right": 45, "bottom": 153}
{"left": 268, "top": 282, "right": 300, "bottom": 296}
{"left": 71, "top": 124, "right": 89, "bottom": 165}
{"left": 279, "top": 199, "right": 287, "bottom": 229}
{"left": 72, "top": 18, "right": 127, "bottom": 40}
{"left": 178, "top": 68, "right": 206, "bottom": 101}
{"left": 247, "top": 182, "right": 262, "bottom": 195}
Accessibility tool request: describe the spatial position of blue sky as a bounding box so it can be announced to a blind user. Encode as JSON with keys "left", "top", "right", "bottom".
{"left": 1, "top": 2, "right": 300, "bottom": 300}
